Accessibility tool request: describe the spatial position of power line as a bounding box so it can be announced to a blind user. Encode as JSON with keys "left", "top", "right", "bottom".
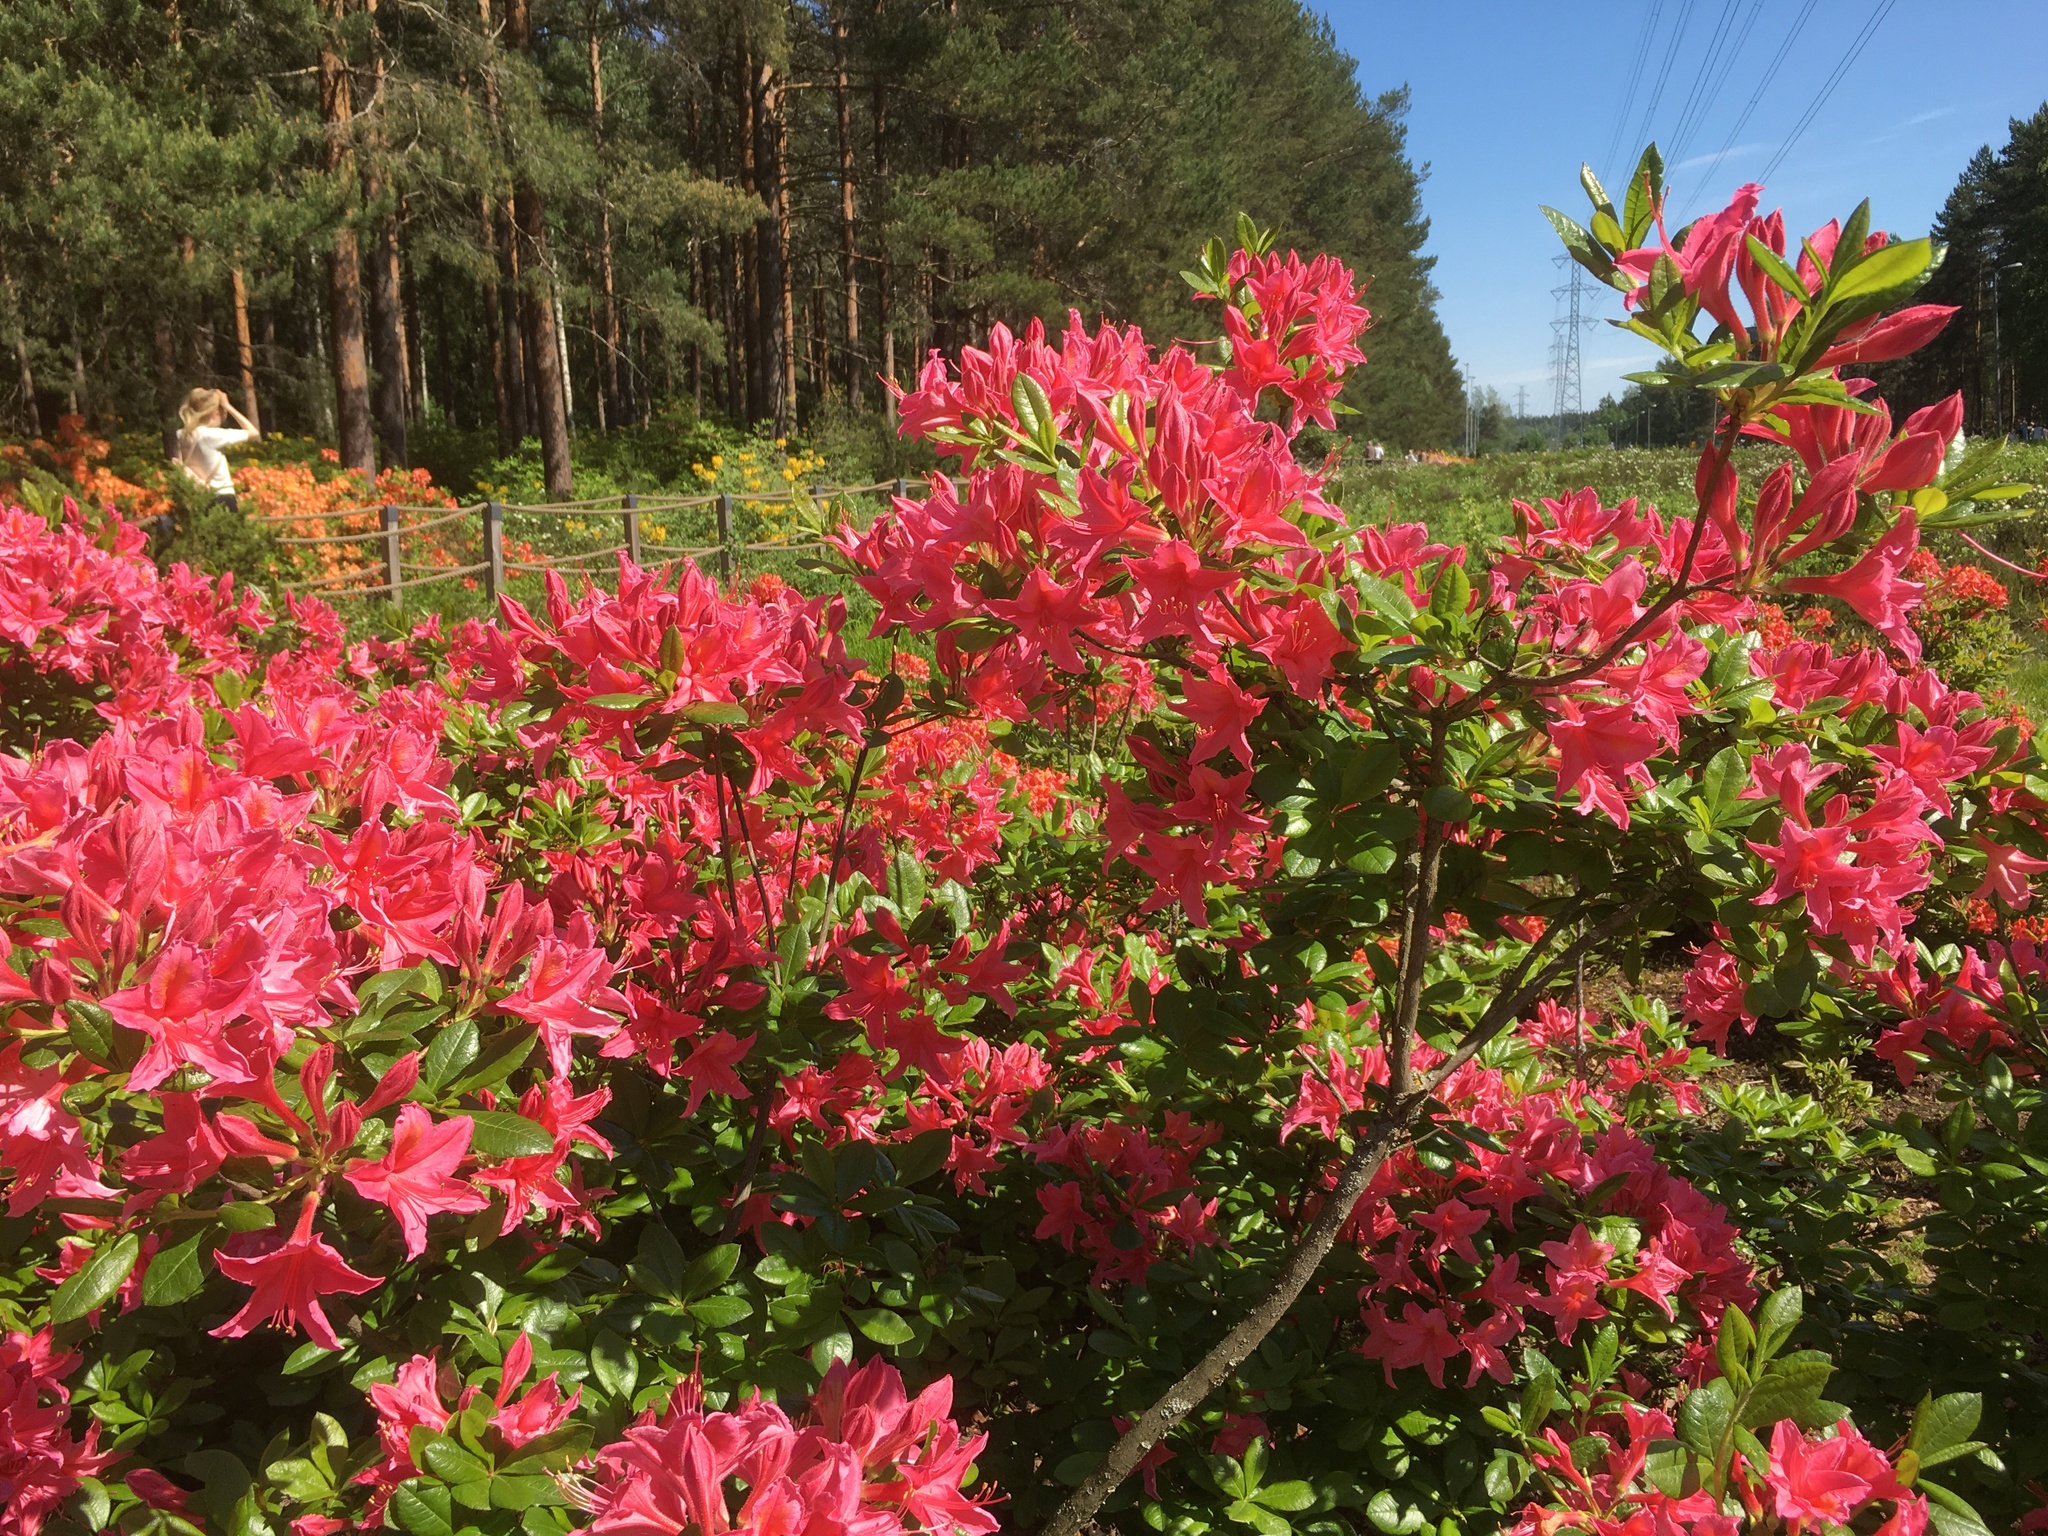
{"left": 1759, "top": 0, "right": 1898, "bottom": 184}
{"left": 1667, "top": 0, "right": 1766, "bottom": 169}
{"left": 1603, "top": 1, "right": 1665, "bottom": 184}
{"left": 1631, "top": 0, "right": 1699, "bottom": 164}
{"left": 1665, "top": 0, "right": 1742, "bottom": 164}
{"left": 1684, "top": 0, "right": 1816, "bottom": 204}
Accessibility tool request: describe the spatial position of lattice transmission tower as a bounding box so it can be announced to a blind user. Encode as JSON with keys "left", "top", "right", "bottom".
{"left": 1550, "top": 255, "right": 1599, "bottom": 448}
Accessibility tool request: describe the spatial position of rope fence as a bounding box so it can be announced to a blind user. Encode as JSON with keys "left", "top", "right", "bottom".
{"left": 255, "top": 480, "right": 924, "bottom": 602}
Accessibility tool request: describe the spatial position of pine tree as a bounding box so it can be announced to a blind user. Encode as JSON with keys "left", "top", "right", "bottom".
{"left": 0, "top": 0, "right": 1469, "bottom": 467}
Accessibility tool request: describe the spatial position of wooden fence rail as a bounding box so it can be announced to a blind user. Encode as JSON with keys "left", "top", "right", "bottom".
{"left": 261, "top": 480, "right": 922, "bottom": 601}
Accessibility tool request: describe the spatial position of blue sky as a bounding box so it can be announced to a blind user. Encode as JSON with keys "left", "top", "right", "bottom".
{"left": 1319, "top": 0, "right": 2048, "bottom": 415}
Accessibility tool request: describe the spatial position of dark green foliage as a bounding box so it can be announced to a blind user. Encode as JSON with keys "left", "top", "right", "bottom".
{"left": 874, "top": 0, "right": 1462, "bottom": 446}
{"left": 0, "top": 0, "right": 1465, "bottom": 460}
{"left": 152, "top": 477, "right": 286, "bottom": 589}
{"left": 1869, "top": 101, "right": 2048, "bottom": 432}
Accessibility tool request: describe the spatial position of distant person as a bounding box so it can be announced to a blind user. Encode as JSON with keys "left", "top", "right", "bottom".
{"left": 174, "top": 386, "right": 260, "bottom": 515}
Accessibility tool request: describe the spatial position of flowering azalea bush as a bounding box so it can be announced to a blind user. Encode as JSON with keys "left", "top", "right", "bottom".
{"left": 0, "top": 146, "right": 2042, "bottom": 1536}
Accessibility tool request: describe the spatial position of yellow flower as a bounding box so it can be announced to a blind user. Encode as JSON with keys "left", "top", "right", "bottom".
{"left": 711, "top": 454, "right": 724, "bottom": 468}
{"left": 775, "top": 437, "right": 787, "bottom": 450}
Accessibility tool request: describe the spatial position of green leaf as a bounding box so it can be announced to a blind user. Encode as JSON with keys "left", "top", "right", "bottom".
{"left": 1716, "top": 1305, "right": 1755, "bottom": 1386}
{"left": 1740, "top": 1354, "right": 1834, "bottom": 1428}
{"left": 689, "top": 1295, "right": 755, "bottom": 1328}
{"left": 1353, "top": 574, "right": 1416, "bottom": 628}
{"left": 1483, "top": 1450, "right": 1526, "bottom": 1503}
{"left": 851, "top": 1307, "right": 917, "bottom": 1345}
{"left": 1622, "top": 144, "right": 1664, "bottom": 245}
{"left": 1916, "top": 1441, "right": 1989, "bottom": 1472}
{"left": 449, "top": 1026, "right": 538, "bottom": 1097}
{"left": 465, "top": 1111, "right": 556, "bottom": 1159}
{"left": 1365, "top": 1490, "right": 1426, "bottom": 1534}
{"left": 262, "top": 1456, "right": 333, "bottom": 1503}
{"left": 421, "top": 1434, "right": 493, "bottom": 1486}
{"left": 629, "top": 1223, "right": 687, "bottom": 1301}
{"left": 392, "top": 1480, "right": 458, "bottom": 1536}
{"left": 1519, "top": 1370, "right": 1556, "bottom": 1433}
{"left": 1835, "top": 200, "right": 1872, "bottom": 272}
{"left": 1910, "top": 1393, "right": 1983, "bottom": 1460}
{"left": 282, "top": 1342, "right": 338, "bottom": 1376}
{"left": 1755, "top": 1286, "right": 1802, "bottom": 1364}
{"left": 1829, "top": 236, "right": 1934, "bottom": 303}
{"left": 51, "top": 1230, "right": 140, "bottom": 1323}
{"left": 682, "top": 700, "right": 750, "bottom": 727}
{"left": 1225, "top": 1499, "right": 1289, "bottom": 1536}
{"left": 1898, "top": 1146, "right": 1939, "bottom": 1177}
{"left": 1744, "top": 235, "right": 1809, "bottom": 301}
{"left": 1920, "top": 1479, "right": 1996, "bottom": 1536}
{"left": 1012, "top": 373, "right": 1055, "bottom": 448}
{"left": 420, "top": 1018, "right": 480, "bottom": 1092}
{"left": 888, "top": 1128, "right": 954, "bottom": 1187}
{"left": 681, "top": 1242, "right": 742, "bottom": 1300}
{"left": 218, "top": 1200, "right": 276, "bottom": 1232}
{"left": 1642, "top": 1442, "right": 1697, "bottom": 1500}
{"left": 590, "top": 1328, "right": 638, "bottom": 1401}
{"left": 1695, "top": 745, "right": 1748, "bottom": 824}
{"left": 582, "top": 692, "right": 652, "bottom": 709}
{"left": 1541, "top": 206, "right": 1606, "bottom": 277}
{"left": 490, "top": 1473, "right": 566, "bottom": 1511}
{"left": 1259, "top": 1481, "right": 1315, "bottom": 1513}
{"left": 1676, "top": 1379, "right": 1734, "bottom": 1458}
{"left": 888, "top": 849, "right": 928, "bottom": 913}
{"left": 1428, "top": 561, "right": 1470, "bottom": 620}
{"left": 66, "top": 1000, "right": 115, "bottom": 1064}
{"left": 142, "top": 1231, "right": 210, "bottom": 1307}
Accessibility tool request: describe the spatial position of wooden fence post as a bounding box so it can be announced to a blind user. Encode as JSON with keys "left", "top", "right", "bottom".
{"left": 716, "top": 493, "right": 734, "bottom": 585}
{"left": 623, "top": 492, "right": 640, "bottom": 567}
{"left": 382, "top": 503, "right": 401, "bottom": 596}
{"left": 484, "top": 501, "right": 504, "bottom": 602}
{"left": 893, "top": 477, "right": 907, "bottom": 501}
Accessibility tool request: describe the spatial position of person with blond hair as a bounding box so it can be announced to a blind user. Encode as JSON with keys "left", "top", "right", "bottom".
{"left": 174, "top": 386, "right": 260, "bottom": 515}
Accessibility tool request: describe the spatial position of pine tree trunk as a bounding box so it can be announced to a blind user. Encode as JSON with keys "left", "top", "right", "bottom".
{"left": 515, "top": 202, "right": 572, "bottom": 496}
{"left": 179, "top": 236, "right": 208, "bottom": 382}
{"left": 404, "top": 239, "right": 426, "bottom": 418}
{"left": 230, "top": 266, "right": 260, "bottom": 432}
{"left": 772, "top": 69, "right": 795, "bottom": 435}
{"left": 506, "top": 0, "right": 572, "bottom": 498}
{"left": 363, "top": 0, "right": 406, "bottom": 462}
{"left": 499, "top": 201, "right": 528, "bottom": 443}
{"left": 834, "top": 9, "right": 860, "bottom": 409}
{"left": 588, "top": 15, "right": 622, "bottom": 429}
{"left": 739, "top": 46, "right": 768, "bottom": 425}
{"left": 363, "top": 167, "right": 409, "bottom": 466}
{"left": 5, "top": 264, "right": 41, "bottom": 438}
{"left": 725, "top": 234, "right": 742, "bottom": 420}
{"left": 873, "top": 75, "right": 895, "bottom": 424}
{"left": 481, "top": 194, "right": 511, "bottom": 446}
{"left": 320, "top": 0, "right": 376, "bottom": 478}
{"left": 471, "top": 7, "right": 516, "bottom": 450}
{"left": 152, "top": 319, "right": 179, "bottom": 458}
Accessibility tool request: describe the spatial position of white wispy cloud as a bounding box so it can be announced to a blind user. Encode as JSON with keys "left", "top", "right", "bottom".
{"left": 1672, "top": 143, "right": 1769, "bottom": 171}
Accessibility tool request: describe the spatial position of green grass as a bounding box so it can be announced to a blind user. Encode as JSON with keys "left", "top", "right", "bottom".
{"left": 1341, "top": 441, "right": 2048, "bottom": 718}
{"left": 1327, "top": 444, "right": 1782, "bottom": 551}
